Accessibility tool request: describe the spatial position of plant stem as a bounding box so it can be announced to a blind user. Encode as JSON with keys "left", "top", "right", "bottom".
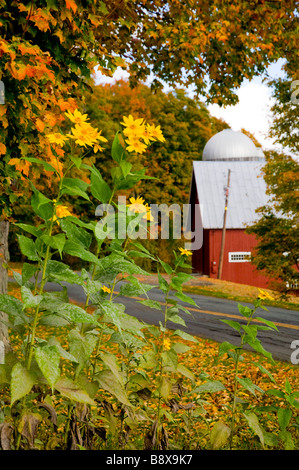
{"left": 229, "top": 307, "right": 258, "bottom": 449}
{"left": 155, "top": 284, "right": 170, "bottom": 449}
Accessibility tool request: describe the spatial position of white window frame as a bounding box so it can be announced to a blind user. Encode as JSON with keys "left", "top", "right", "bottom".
{"left": 228, "top": 252, "right": 251, "bottom": 263}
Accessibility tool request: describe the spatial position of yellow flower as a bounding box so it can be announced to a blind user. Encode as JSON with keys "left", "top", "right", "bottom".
{"left": 179, "top": 247, "right": 192, "bottom": 257}
{"left": 125, "top": 135, "right": 147, "bottom": 154}
{"left": 46, "top": 132, "right": 69, "bottom": 146}
{"left": 101, "top": 285, "right": 111, "bottom": 294}
{"left": 258, "top": 288, "right": 274, "bottom": 301}
{"left": 53, "top": 204, "right": 73, "bottom": 223}
{"left": 121, "top": 115, "right": 145, "bottom": 137}
{"left": 141, "top": 126, "right": 156, "bottom": 145}
{"left": 163, "top": 338, "right": 171, "bottom": 351}
{"left": 146, "top": 123, "right": 165, "bottom": 142}
{"left": 68, "top": 122, "right": 107, "bottom": 149}
{"left": 67, "top": 123, "right": 97, "bottom": 147}
{"left": 127, "top": 196, "right": 153, "bottom": 221}
{"left": 65, "top": 108, "right": 89, "bottom": 125}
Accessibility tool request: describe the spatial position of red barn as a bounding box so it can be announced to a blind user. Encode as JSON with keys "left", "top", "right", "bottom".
{"left": 189, "top": 129, "right": 271, "bottom": 288}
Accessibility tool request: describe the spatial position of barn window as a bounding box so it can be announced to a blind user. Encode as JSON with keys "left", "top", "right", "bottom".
{"left": 228, "top": 252, "right": 251, "bottom": 263}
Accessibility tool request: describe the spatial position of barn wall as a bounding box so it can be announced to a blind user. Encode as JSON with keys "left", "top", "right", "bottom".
{"left": 193, "top": 228, "right": 271, "bottom": 288}
{"left": 210, "top": 229, "right": 270, "bottom": 288}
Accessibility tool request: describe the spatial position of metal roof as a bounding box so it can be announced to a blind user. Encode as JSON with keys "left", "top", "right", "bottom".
{"left": 190, "top": 161, "right": 269, "bottom": 229}
{"left": 202, "top": 129, "right": 264, "bottom": 161}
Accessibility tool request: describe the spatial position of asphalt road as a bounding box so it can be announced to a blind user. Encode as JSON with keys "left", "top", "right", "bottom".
{"left": 43, "top": 279, "right": 299, "bottom": 363}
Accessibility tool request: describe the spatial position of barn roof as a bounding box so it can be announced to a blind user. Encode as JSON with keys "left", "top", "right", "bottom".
{"left": 190, "top": 161, "right": 269, "bottom": 229}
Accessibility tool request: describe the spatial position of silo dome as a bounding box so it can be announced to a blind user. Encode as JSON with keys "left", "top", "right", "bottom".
{"left": 202, "top": 129, "right": 264, "bottom": 161}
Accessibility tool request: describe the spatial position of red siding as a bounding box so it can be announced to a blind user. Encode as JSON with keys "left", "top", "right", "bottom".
{"left": 193, "top": 228, "right": 271, "bottom": 288}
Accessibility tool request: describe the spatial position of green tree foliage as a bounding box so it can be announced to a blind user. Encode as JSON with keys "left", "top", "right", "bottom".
{"left": 268, "top": 76, "right": 299, "bottom": 154}
{"left": 247, "top": 151, "right": 299, "bottom": 294}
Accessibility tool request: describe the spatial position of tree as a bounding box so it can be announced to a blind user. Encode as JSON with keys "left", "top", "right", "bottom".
{"left": 247, "top": 59, "right": 299, "bottom": 295}
{"left": 268, "top": 76, "right": 299, "bottom": 154}
{"left": 246, "top": 151, "right": 299, "bottom": 294}
{"left": 1, "top": 0, "right": 298, "bottom": 346}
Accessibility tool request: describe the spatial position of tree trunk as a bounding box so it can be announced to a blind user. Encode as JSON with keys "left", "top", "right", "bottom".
{"left": 0, "top": 220, "right": 11, "bottom": 354}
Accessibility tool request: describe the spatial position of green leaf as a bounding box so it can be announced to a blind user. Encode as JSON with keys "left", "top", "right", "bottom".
{"left": 90, "top": 166, "right": 112, "bottom": 203}
{"left": 55, "top": 378, "right": 96, "bottom": 405}
{"left": 237, "top": 303, "right": 253, "bottom": 318}
{"left": 39, "top": 289, "right": 69, "bottom": 313}
{"left": 171, "top": 342, "right": 190, "bottom": 354}
{"left": 40, "top": 233, "right": 66, "bottom": 256}
{"left": 242, "top": 324, "right": 258, "bottom": 341}
{"left": 0, "top": 294, "right": 24, "bottom": 317}
{"left": 159, "top": 376, "right": 172, "bottom": 400}
{"left": 11, "top": 363, "right": 35, "bottom": 405}
{"left": 22, "top": 263, "right": 39, "bottom": 285}
{"left": 279, "top": 429, "right": 294, "bottom": 450}
{"left": 17, "top": 235, "right": 39, "bottom": 261}
{"left": 138, "top": 350, "right": 158, "bottom": 370}
{"left": 253, "top": 362, "right": 276, "bottom": 383}
{"left": 101, "top": 301, "right": 145, "bottom": 336}
{"left": 237, "top": 377, "right": 264, "bottom": 397}
{"left": 157, "top": 271, "right": 169, "bottom": 294}
{"left": 111, "top": 131, "right": 126, "bottom": 163}
{"left": 119, "top": 160, "right": 132, "bottom": 178}
{"left": 246, "top": 337, "right": 274, "bottom": 362}
{"left": 195, "top": 380, "right": 226, "bottom": 394}
{"left": 63, "top": 240, "right": 101, "bottom": 265}
{"left": 59, "top": 218, "right": 92, "bottom": 249}
{"left": 120, "top": 277, "right": 153, "bottom": 297}
{"left": 56, "top": 303, "right": 98, "bottom": 325}
{"left": 161, "top": 349, "right": 178, "bottom": 372}
{"left": 255, "top": 317, "right": 279, "bottom": 331}
{"left": 173, "top": 329, "right": 198, "bottom": 343}
{"left": 285, "top": 378, "right": 292, "bottom": 394}
{"left": 218, "top": 341, "right": 240, "bottom": 360}
{"left": 68, "top": 329, "right": 98, "bottom": 375}
{"left": 175, "top": 291, "right": 198, "bottom": 307}
{"left": 95, "top": 369, "right": 131, "bottom": 406}
{"left": 21, "top": 286, "right": 42, "bottom": 309}
{"left": 61, "top": 177, "right": 90, "bottom": 201}
{"left": 158, "top": 258, "right": 173, "bottom": 274}
{"left": 95, "top": 254, "right": 148, "bottom": 282}
{"left": 210, "top": 421, "right": 231, "bottom": 449}
{"left": 138, "top": 299, "right": 162, "bottom": 311}
{"left": 69, "top": 155, "right": 82, "bottom": 169}
{"left": 47, "top": 337, "right": 78, "bottom": 364}
{"left": 99, "top": 351, "right": 124, "bottom": 386}
{"left": 167, "top": 307, "right": 186, "bottom": 327}
{"left": 30, "top": 184, "right": 53, "bottom": 221}
{"left": 244, "top": 412, "right": 265, "bottom": 448}
{"left": 24, "top": 157, "right": 58, "bottom": 172}
{"left": 177, "top": 363, "right": 195, "bottom": 382}
{"left": 14, "top": 223, "right": 42, "bottom": 238}
{"left": 35, "top": 345, "right": 60, "bottom": 389}
{"left": 278, "top": 408, "right": 292, "bottom": 431}
{"left": 221, "top": 319, "right": 241, "bottom": 332}
{"left": 45, "top": 260, "right": 85, "bottom": 286}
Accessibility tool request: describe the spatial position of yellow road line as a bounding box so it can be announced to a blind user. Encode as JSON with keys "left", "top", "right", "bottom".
{"left": 115, "top": 291, "right": 299, "bottom": 331}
